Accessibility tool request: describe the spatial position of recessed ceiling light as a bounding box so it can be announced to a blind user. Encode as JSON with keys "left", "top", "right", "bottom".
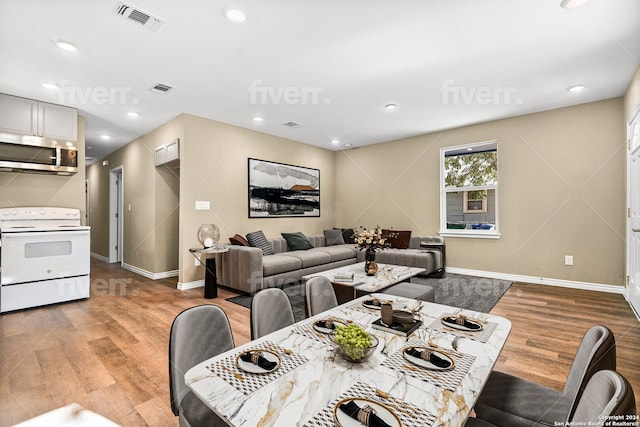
{"left": 252, "top": 116, "right": 264, "bottom": 122}
{"left": 331, "top": 139, "right": 340, "bottom": 145}
{"left": 344, "top": 143, "right": 352, "bottom": 148}
{"left": 225, "top": 7, "right": 246, "bottom": 22}
{"left": 41, "top": 82, "right": 59, "bottom": 90}
{"left": 100, "top": 134, "right": 111, "bottom": 140}
{"left": 560, "top": 0, "right": 589, "bottom": 9}
{"left": 567, "top": 84, "right": 585, "bottom": 93}
{"left": 55, "top": 41, "right": 78, "bottom": 52}
{"left": 466, "top": 148, "right": 473, "bottom": 151}
{"left": 127, "top": 111, "right": 139, "bottom": 117}
{"left": 385, "top": 103, "right": 398, "bottom": 110}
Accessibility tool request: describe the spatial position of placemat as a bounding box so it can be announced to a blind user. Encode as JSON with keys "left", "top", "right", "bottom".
{"left": 206, "top": 341, "right": 308, "bottom": 395}
{"left": 293, "top": 315, "right": 351, "bottom": 346}
{"left": 426, "top": 315, "right": 497, "bottom": 343}
{"left": 303, "top": 381, "right": 436, "bottom": 427}
{"left": 343, "top": 298, "right": 391, "bottom": 315}
{"left": 381, "top": 339, "right": 476, "bottom": 392}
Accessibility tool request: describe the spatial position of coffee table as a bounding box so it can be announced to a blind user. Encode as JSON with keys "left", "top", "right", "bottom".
{"left": 302, "top": 262, "right": 426, "bottom": 304}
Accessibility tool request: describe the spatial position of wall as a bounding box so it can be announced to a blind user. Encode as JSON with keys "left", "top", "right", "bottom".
{"left": 178, "top": 114, "right": 337, "bottom": 284}
{"left": 335, "top": 98, "right": 626, "bottom": 286}
{"left": 0, "top": 115, "right": 86, "bottom": 215}
{"left": 624, "top": 65, "right": 640, "bottom": 122}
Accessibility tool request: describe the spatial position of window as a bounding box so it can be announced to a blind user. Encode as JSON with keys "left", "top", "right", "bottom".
{"left": 440, "top": 141, "right": 499, "bottom": 238}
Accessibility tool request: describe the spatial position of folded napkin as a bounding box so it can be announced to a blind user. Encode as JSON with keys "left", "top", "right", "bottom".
{"left": 339, "top": 400, "right": 391, "bottom": 427}
{"left": 443, "top": 315, "right": 481, "bottom": 330}
{"left": 239, "top": 351, "right": 277, "bottom": 371}
{"left": 315, "top": 319, "right": 335, "bottom": 330}
{"left": 365, "top": 299, "right": 382, "bottom": 307}
{"left": 404, "top": 348, "right": 452, "bottom": 369}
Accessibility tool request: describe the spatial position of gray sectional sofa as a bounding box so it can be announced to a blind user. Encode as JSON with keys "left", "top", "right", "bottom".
{"left": 216, "top": 234, "right": 445, "bottom": 294}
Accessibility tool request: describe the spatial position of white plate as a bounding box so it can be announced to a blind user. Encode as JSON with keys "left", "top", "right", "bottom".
{"left": 362, "top": 299, "right": 383, "bottom": 310}
{"left": 333, "top": 397, "right": 402, "bottom": 427}
{"left": 235, "top": 350, "right": 281, "bottom": 374}
{"left": 313, "top": 319, "right": 347, "bottom": 334}
{"left": 440, "top": 316, "right": 484, "bottom": 332}
{"left": 402, "top": 346, "right": 455, "bottom": 371}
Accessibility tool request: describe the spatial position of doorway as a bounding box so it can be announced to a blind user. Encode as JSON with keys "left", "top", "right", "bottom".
{"left": 109, "top": 166, "right": 123, "bottom": 264}
{"left": 626, "top": 107, "right": 640, "bottom": 317}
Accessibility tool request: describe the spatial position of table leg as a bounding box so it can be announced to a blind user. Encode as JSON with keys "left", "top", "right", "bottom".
{"left": 204, "top": 257, "right": 218, "bottom": 299}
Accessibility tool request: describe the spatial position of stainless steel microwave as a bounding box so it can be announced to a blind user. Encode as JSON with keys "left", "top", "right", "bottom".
{"left": 0, "top": 138, "right": 78, "bottom": 175}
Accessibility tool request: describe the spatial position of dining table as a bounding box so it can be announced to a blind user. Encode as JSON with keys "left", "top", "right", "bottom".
{"left": 185, "top": 293, "right": 512, "bottom": 426}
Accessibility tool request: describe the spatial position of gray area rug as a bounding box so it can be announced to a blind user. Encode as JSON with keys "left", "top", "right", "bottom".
{"left": 225, "top": 273, "right": 511, "bottom": 321}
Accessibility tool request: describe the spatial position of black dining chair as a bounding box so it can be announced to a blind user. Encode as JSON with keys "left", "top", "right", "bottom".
{"left": 305, "top": 276, "right": 338, "bottom": 316}
{"left": 250, "top": 288, "right": 295, "bottom": 339}
{"left": 169, "top": 305, "right": 234, "bottom": 427}
{"left": 473, "top": 325, "right": 616, "bottom": 427}
{"left": 465, "top": 369, "right": 636, "bottom": 426}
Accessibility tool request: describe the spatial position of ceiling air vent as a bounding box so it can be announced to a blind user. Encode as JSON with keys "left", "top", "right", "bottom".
{"left": 151, "top": 83, "right": 173, "bottom": 94}
{"left": 283, "top": 121, "right": 301, "bottom": 128}
{"left": 114, "top": 2, "right": 164, "bottom": 30}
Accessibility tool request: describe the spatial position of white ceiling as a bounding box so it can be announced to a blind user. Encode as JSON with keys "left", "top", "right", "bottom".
{"left": 1, "top": 0, "right": 639, "bottom": 163}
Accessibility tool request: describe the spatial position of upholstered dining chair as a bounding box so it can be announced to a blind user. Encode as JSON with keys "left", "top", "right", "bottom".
{"left": 474, "top": 325, "right": 616, "bottom": 427}
{"left": 305, "top": 276, "right": 338, "bottom": 316}
{"left": 465, "top": 370, "right": 636, "bottom": 426}
{"left": 250, "top": 288, "right": 295, "bottom": 339}
{"left": 169, "top": 305, "right": 235, "bottom": 427}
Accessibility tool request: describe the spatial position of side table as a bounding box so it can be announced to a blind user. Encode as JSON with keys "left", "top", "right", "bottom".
{"left": 189, "top": 246, "right": 229, "bottom": 298}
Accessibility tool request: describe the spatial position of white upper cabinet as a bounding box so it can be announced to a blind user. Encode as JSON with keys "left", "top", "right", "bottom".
{"left": 155, "top": 138, "right": 180, "bottom": 167}
{"left": 0, "top": 94, "right": 77, "bottom": 141}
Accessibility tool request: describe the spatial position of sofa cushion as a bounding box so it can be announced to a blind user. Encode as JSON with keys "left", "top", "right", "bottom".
{"left": 262, "top": 254, "right": 303, "bottom": 276}
{"left": 282, "top": 249, "right": 332, "bottom": 268}
{"left": 314, "top": 245, "right": 357, "bottom": 262}
{"left": 382, "top": 229, "right": 412, "bottom": 249}
{"left": 324, "top": 229, "right": 345, "bottom": 246}
{"left": 376, "top": 249, "right": 436, "bottom": 271}
{"left": 335, "top": 227, "right": 356, "bottom": 244}
{"left": 229, "top": 234, "right": 251, "bottom": 246}
{"left": 281, "top": 232, "right": 314, "bottom": 250}
{"left": 246, "top": 230, "right": 274, "bottom": 256}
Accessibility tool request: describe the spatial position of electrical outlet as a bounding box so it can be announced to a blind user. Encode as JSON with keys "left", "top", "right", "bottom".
{"left": 564, "top": 255, "right": 574, "bottom": 266}
{"left": 194, "top": 257, "right": 201, "bottom": 267}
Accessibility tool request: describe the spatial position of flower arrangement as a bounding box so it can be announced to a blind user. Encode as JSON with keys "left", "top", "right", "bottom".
{"left": 353, "top": 226, "right": 395, "bottom": 253}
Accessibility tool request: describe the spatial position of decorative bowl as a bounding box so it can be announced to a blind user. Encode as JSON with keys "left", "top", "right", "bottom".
{"left": 332, "top": 333, "right": 379, "bottom": 363}
{"left": 392, "top": 310, "right": 415, "bottom": 324}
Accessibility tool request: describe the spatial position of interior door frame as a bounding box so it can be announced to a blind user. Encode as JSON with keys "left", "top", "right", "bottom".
{"left": 626, "top": 106, "right": 640, "bottom": 319}
{"left": 109, "top": 165, "right": 124, "bottom": 264}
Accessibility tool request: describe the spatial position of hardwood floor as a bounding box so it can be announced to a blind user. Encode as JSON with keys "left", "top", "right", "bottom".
{"left": 0, "top": 259, "right": 638, "bottom": 426}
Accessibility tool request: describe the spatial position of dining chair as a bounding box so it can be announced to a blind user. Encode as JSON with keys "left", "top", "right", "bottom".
{"left": 250, "top": 288, "right": 295, "bottom": 339}
{"left": 169, "top": 305, "right": 235, "bottom": 427}
{"left": 465, "top": 370, "right": 636, "bottom": 426}
{"left": 474, "top": 325, "right": 616, "bottom": 427}
{"left": 305, "top": 276, "right": 338, "bottom": 316}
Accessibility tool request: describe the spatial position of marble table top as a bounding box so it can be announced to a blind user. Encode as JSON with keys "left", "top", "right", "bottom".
{"left": 302, "top": 262, "right": 427, "bottom": 293}
{"left": 185, "top": 294, "right": 511, "bottom": 426}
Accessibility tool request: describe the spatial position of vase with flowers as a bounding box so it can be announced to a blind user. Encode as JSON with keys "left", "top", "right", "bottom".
{"left": 352, "top": 226, "right": 396, "bottom": 276}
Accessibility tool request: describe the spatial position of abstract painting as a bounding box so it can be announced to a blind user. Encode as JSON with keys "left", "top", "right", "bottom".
{"left": 248, "top": 158, "right": 320, "bottom": 217}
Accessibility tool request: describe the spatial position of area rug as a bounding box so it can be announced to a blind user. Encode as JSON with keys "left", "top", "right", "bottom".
{"left": 225, "top": 274, "right": 511, "bottom": 321}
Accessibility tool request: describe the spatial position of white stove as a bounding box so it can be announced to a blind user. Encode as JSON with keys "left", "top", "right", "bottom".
{"left": 0, "top": 207, "right": 91, "bottom": 313}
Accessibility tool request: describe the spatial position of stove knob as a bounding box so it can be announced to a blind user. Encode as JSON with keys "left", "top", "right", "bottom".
{"left": 40, "top": 210, "right": 46, "bottom": 215}
{"left": 11, "top": 210, "right": 18, "bottom": 216}
{"left": 2, "top": 211, "right": 9, "bottom": 216}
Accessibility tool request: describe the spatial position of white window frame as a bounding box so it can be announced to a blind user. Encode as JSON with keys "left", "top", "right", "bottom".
{"left": 439, "top": 140, "right": 500, "bottom": 239}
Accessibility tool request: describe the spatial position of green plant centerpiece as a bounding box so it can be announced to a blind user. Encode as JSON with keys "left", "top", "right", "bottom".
{"left": 332, "top": 323, "right": 378, "bottom": 362}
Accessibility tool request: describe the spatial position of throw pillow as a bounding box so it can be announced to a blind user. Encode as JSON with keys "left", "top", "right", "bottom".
{"left": 382, "top": 229, "right": 412, "bottom": 249}
{"left": 324, "top": 229, "right": 345, "bottom": 246}
{"left": 246, "top": 230, "right": 274, "bottom": 256}
{"left": 334, "top": 227, "right": 356, "bottom": 244}
{"left": 281, "top": 232, "right": 314, "bottom": 250}
{"left": 229, "top": 234, "right": 251, "bottom": 246}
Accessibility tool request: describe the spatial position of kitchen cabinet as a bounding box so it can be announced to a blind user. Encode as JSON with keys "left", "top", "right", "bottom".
{"left": 0, "top": 93, "right": 77, "bottom": 142}
{"left": 154, "top": 138, "right": 180, "bottom": 167}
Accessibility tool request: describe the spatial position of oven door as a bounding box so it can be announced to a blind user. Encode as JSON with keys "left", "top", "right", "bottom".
{"left": 0, "top": 229, "right": 90, "bottom": 285}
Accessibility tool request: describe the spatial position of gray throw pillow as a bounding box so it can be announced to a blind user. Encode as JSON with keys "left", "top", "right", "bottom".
{"left": 324, "top": 229, "right": 345, "bottom": 246}
{"left": 281, "top": 232, "right": 314, "bottom": 250}
{"left": 246, "top": 230, "right": 274, "bottom": 256}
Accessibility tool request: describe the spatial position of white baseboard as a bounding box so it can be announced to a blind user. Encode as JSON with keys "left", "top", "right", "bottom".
{"left": 90, "top": 252, "right": 110, "bottom": 263}
{"left": 178, "top": 280, "right": 204, "bottom": 290}
{"left": 122, "top": 263, "right": 179, "bottom": 280}
{"left": 446, "top": 267, "right": 625, "bottom": 294}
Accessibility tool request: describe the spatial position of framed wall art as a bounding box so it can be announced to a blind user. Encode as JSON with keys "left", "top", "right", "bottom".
{"left": 248, "top": 158, "right": 320, "bottom": 217}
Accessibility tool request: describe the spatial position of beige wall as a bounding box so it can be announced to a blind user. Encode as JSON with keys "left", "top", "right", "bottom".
{"left": 179, "top": 114, "right": 337, "bottom": 283}
{"left": 1, "top": 115, "right": 86, "bottom": 216}
{"left": 336, "top": 98, "right": 626, "bottom": 286}
{"left": 624, "top": 65, "right": 640, "bottom": 122}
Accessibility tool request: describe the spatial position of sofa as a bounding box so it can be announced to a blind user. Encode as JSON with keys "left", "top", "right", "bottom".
{"left": 216, "top": 233, "right": 445, "bottom": 294}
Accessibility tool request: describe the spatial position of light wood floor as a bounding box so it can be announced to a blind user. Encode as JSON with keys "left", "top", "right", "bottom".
{"left": 0, "top": 259, "right": 638, "bottom": 426}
